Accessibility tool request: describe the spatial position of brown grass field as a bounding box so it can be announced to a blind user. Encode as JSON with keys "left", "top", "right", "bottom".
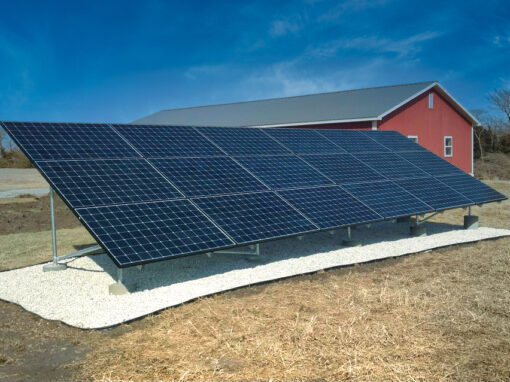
{"left": 0, "top": 182, "right": 509, "bottom": 381}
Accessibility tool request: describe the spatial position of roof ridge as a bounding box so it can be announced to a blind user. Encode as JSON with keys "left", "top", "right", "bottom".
{"left": 160, "top": 81, "right": 438, "bottom": 112}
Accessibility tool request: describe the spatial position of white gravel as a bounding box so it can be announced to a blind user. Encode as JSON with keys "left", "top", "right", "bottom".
{"left": 0, "top": 221, "right": 508, "bottom": 329}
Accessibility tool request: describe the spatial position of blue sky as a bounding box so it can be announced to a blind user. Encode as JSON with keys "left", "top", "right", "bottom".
{"left": 0, "top": 0, "right": 509, "bottom": 123}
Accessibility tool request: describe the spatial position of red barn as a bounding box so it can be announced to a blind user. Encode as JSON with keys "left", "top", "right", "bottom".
{"left": 136, "top": 81, "right": 479, "bottom": 174}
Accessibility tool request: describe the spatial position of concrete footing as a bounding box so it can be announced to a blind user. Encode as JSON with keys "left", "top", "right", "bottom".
{"left": 396, "top": 216, "right": 411, "bottom": 223}
{"left": 342, "top": 239, "right": 362, "bottom": 247}
{"left": 43, "top": 263, "right": 67, "bottom": 272}
{"left": 410, "top": 224, "right": 427, "bottom": 237}
{"left": 109, "top": 282, "right": 136, "bottom": 295}
{"left": 464, "top": 215, "right": 479, "bottom": 230}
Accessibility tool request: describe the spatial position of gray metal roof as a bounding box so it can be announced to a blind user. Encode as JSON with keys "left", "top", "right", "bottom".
{"left": 134, "top": 81, "right": 477, "bottom": 127}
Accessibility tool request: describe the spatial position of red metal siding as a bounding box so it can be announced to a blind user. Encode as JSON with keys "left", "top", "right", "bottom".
{"left": 378, "top": 89, "right": 473, "bottom": 173}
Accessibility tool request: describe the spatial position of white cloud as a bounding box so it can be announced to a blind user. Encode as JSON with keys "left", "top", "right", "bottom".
{"left": 269, "top": 18, "right": 304, "bottom": 37}
{"left": 244, "top": 58, "right": 385, "bottom": 98}
{"left": 317, "top": 0, "right": 393, "bottom": 22}
{"left": 309, "top": 31, "right": 441, "bottom": 58}
{"left": 492, "top": 34, "right": 510, "bottom": 47}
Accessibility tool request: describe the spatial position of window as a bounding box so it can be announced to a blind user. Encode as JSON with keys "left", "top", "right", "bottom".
{"left": 408, "top": 135, "right": 418, "bottom": 144}
{"left": 428, "top": 93, "right": 434, "bottom": 109}
{"left": 444, "top": 136, "right": 453, "bottom": 157}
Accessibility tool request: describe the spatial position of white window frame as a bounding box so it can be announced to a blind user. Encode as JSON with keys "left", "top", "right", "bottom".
{"left": 444, "top": 136, "right": 453, "bottom": 157}
{"left": 428, "top": 93, "right": 434, "bottom": 109}
{"left": 407, "top": 135, "right": 418, "bottom": 143}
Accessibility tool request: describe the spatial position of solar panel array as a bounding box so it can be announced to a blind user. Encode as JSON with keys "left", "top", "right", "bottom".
{"left": 1, "top": 121, "right": 506, "bottom": 267}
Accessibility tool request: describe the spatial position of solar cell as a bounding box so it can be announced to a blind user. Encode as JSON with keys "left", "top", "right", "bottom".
{"left": 150, "top": 157, "right": 268, "bottom": 197}
{"left": 76, "top": 200, "right": 234, "bottom": 267}
{"left": 301, "top": 153, "right": 386, "bottom": 184}
{"left": 437, "top": 174, "right": 506, "bottom": 204}
{"left": 193, "top": 192, "right": 317, "bottom": 244}
{"left": 112, "top": 124, "right": 224, "bottom": 157}
{"left": 1, "top": 121, "right": 139, "bottom": 160}
{"left": 196, "top": 126, "right": 291, "bottom": 155}
{"left": 396, "top": 177, "right": 472, "bottom": 210}
{"left": 317, "top": 130, "right": 389, "bottom": 152}
{"left": 279, "top": 186, "right": 382, "bottom": 229}
{"left": 236, "top": 155, "right": 332, "bottom": 189}
{"left": 37, "top": 159, "right": 182, "bottom": 208}
{"left": 397, "top": 151, "right": 465, "bottom": 176}
{"left": 362, "top": 130, "right": 425, "bottom": 151}
{"left": 264, "top": 128, "right": 345, "bottom": 154}
{"left": 343, "top": 181, "right": 434, "bottom": 219}
{"left": 353, "top": 152, "right": 428, "bottom": 179}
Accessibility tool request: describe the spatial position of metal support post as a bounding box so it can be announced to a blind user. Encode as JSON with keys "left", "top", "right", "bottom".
{"left": 43, "top": 188, "right": 67, "bottom": 272}
{"left": 342, "top": 226, "right": 361, "bottom": 247}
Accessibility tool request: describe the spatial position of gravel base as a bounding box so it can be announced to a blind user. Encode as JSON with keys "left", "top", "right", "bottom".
{"left": 1, "top": 222, "right": 508, "bottom": 329}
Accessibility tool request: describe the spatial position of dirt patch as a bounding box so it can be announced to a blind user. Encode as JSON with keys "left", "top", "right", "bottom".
{"left": 0, "top": 194, "right": 81, "bottom": 235}
{"left": 0, "top": 301, "right": 92, "bottom": 382}
{"left": 475, "top": 152, "right": 510, "bottom": 180}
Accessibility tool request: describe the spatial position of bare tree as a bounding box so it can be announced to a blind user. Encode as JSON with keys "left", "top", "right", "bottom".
{"left": 471, "top": 109, "right": 487, "bottom": 159}
{"left": 489, "top": 88, "right": 510, "bottom": 125}
{"left": 0, "top": 127, "right": 6, "bottom": 158}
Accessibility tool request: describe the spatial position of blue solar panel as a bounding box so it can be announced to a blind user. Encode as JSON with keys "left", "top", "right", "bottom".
{"left": 396, "top": 177, "right": 472, "bottom": 210}
{"left": 362, "top": 131, "right": 425, "bottom": 151}
{"left": 1, "top": 122, "right": 139, "bottom": 160}
{"left": 112, "top": 124, "right": 224, "bottom": 157}
{"left": 265, "top": 128, "right": 345, "bottom": 154}
{"left": 76, "top": 200, "right": 234, "bottom": 267}
{"left": 437, "top": 174, "right": 506, "bottom": 204}
{"left": 301, "top": 154, "right": 386, "bottom": 184}
{"left": 37, "top": 159, "right": 182, "bottom": 208}
{"left": 278, "top": 186, "right": 382, "bottom": 229}
{"left": 353, "top": 152, "right": 428, "bottom": 179}
{"left": 236, "top": 155, "right": 332, "bottom": 189}
{"left": 150, "top": 157, "right": 268, "bottom": 197}
{"left": 196, "top": 127, "right": 291, "bottom": 155}
{"left": 343, "top": 181, "right": 434, "bottom": 219}
{"left": 397, "top": 151, "right": 465, "bottom": 176}
{"left": 193, "top": 192, "right": 317, "bottom": 245}
{"left": 317, "top": 130, "right": 389, "bottom": 152}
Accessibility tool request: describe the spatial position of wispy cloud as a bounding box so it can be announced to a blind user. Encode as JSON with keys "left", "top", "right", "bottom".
{"left": 309, "top": 31, "right": 441, "bottom": 59}
{"left": 492, "top": 33, "right": 510, "bottom": 47}
{"left": 317, "top": 0, "right": 393, "bottom": 22}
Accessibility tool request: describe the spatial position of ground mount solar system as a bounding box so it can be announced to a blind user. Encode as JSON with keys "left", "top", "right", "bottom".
{"left": 2, "top": 122, "right": 506, "bottom": 287}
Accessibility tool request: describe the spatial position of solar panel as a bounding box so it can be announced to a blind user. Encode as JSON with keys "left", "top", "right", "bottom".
{"left": 264, "top": 128, "right": 345, "bottom": 154}
{"left": 343, "top": 181, "right": 434, "bottom": 219}
{"left": 397, "top": 151, "right": 465, "bottom": 176}
{"left": 1, "top": 122, "right": 139, "bottom": 160}
{"left": 317, "top": 130, "right": 389, "bottom": 152}
{"left": 37, "top": 159, "right": 182, "bottom": 208}
{"left": 196, "top": 126, "right": 291, "bottom": 155}
{"left": 235, "top": 155, "right": 333, "bottom": 189}
{"left": 353, "top": 152, "right": 428, "bottom": 179}
{"left": 437, "top": 174, "right": 506, "bottom": 204}
{"left": 76, "top": 200, "right": 234, "bottom": 267}
{"left": 193, "top": 192, "right": 317, "bottom": 245}
{"left": 301, "top": 154, "right": 386, "bottom": 184}
{"left": 396, "top": 177, "right": 472, "bottom": 210}
{"left": 362, "top": 131, "right": 425, "bottom": 151}
{"left": 278, "top": 186, "right": 382, "bottom": 229}
{"left": 150, "top": 157, "right": 268, "bottom": 197}
{"left": 112, "top": 124, "right": 224, "bottom": 157}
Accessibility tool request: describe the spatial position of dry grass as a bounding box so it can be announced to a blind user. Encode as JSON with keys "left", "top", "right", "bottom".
{"left": 475, "top": 153, "right": 510, "bottom": 180}
{"left": 0, "top": 150, "right": 33, "bottom": 168}
{"left": 75, "top": 181, "right": 510, "bottom": 382}
{"left": 0, "top": 227, "right": 94, "bottom": 270}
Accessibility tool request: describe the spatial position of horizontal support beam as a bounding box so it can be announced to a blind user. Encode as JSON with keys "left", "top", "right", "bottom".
{"left": 57, "top": 244, "right": 103, "bottom": 261}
